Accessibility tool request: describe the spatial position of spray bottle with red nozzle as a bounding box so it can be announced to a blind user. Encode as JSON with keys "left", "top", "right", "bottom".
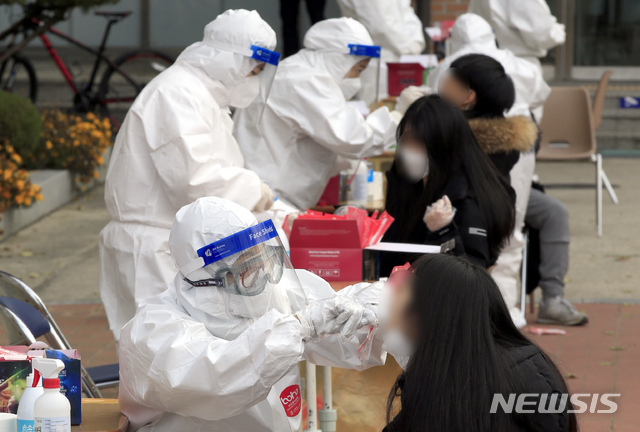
{"left": 31, "top": 358, "right": 70, "bottom": 432}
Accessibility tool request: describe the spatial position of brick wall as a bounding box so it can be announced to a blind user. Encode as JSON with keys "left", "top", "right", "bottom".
{"left": 430, "top": 0, "right": 469, "bottom": 24}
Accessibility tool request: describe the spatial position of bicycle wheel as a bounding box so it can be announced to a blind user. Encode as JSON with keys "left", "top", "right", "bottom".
{"left": 0, "top": 54, "right": 38, "bottom": 102}
{"left": 98, "top": 49, "right": 174, "bottom": 130}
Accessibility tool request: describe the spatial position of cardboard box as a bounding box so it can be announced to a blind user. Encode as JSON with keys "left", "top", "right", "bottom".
{"left": 387, "top": 63, "right": 425, "bottom": 96}
{"left": 0, "top": 347, "right": 82, "bottom": 425}
{"left": 290, "top": 219, "right": 444, "bottom": 281}
{"left": 316, "top": 175, "right": 341, "bottom": 206}
{"left": 290, "top": 219, "right": 363, "bottom": 281}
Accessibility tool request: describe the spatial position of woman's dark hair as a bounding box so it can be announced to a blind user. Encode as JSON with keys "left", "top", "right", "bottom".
{"left": 392, "top": 95, "right": 515, "bottom": 260}
{"left": 449, "top": 53, "right": 516, "bottom": 118}
{"left": 386, "top": 254, "right": 578, "bottom": 432}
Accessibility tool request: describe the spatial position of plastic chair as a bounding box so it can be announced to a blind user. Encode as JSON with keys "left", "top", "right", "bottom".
{"left": 0, "top": 271, "right": 119, "bottom": 397}
{"left": 592, "top": 70, "right": 613, "bottom": 132}
{"left": 538, "top": 85, "right": 619, "bottom": 236}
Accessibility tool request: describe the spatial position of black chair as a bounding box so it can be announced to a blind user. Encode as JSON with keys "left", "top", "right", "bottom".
{"left": 0, "top": 271, "right": 119, "bottom": 397}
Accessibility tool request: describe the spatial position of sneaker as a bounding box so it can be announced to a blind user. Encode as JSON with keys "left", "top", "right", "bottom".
{"left": 509, "top": 307, "right": 527, "bottom": 329}
{"left": 537, "top": 297, "right": 588, "bottom": 326}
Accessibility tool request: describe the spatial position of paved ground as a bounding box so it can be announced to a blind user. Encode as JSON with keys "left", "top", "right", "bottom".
{"left": 0, "top": 158, "right": 638, "bottom": 431}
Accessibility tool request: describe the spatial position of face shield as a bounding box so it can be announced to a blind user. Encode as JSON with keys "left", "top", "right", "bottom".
{"left": 178, "top": 220, "right": 303, "bottom": 322}
{"left": 209, "top": 41, "right": 281, "bottom": 110}
{"left": 346, "top": 44, "right": 382, "bottom": 105}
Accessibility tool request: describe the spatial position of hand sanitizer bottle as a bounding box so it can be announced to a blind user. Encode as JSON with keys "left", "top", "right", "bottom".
{"left": 17, "top": 368, "right": 44, "bottom": 432}
{"left": 32, "top": 358, "right": 70, "bottom": 432}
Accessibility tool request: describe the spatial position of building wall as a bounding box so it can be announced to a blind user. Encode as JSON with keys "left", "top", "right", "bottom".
{"left": 430, "top": 0, "right": 469, "bottom": 24}
{"left": 0, "top": 0, "right": 342, "bottom": 50}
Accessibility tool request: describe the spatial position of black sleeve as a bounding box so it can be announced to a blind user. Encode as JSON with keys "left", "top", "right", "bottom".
{"left": 489, "top": 151, "right": 521, "bottom": 181}
{"left": 425, "top": 197, "right": 494, "bottom": 268}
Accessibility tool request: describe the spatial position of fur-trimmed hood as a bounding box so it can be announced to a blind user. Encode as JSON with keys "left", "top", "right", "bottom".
{"left": 468, "top": 116, "right": 538, "bottom": 155}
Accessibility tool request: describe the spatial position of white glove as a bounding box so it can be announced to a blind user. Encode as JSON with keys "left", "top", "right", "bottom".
{"left": 296, "top": 296, "right": 377, "bottom": 340}
{"left": 395, "top": 85, "right": 433, "bottom": 115}
{"left": 254, "top": 182, "right": 275, "bottom": 213}
{"left": 424, "top": 195, "right": 456, "bottom": 232}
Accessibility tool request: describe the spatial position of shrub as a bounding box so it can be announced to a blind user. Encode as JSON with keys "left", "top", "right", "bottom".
{"left": 0, "top": 140, "right": 43, "bottom": 230}
{"left": 27, "top": 109, "right": 112, "bottom": 183}
{"left": 0, "top": 91, "right": 42, "bottom": 160}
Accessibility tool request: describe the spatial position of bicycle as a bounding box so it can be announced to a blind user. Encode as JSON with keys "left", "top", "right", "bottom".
{"left": 0, "top": 5, "right": 174, "bottom": 129}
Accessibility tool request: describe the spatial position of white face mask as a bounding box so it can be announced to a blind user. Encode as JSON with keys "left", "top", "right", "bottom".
{"left": 378, "top": 282, "right": 415, "bottom": 371}
{"left": 399, "top": 146, "right": 429, "bottom": 183}
{"left": 229, "top": 75, "right": 260, "bottom": 108}
{"left": 339, "top": 77, "right": 362, "bottom": 100}
{"left": 382, "top": 329, "right": 414, "bottom": 371}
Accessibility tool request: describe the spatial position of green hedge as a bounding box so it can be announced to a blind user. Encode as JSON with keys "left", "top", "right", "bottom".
{"left": 0, "top": 90, "right": 42, "bottom": 159}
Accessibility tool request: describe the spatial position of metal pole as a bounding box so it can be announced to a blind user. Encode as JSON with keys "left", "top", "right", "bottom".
{"left": 596, "top": 154, "right": 603, "bottom": 236}
{"left": 304, "top": 362, "right": 321, "bottom": 432}
{"left": 318, "top": 367, "right": 336, "bottom": 432}
{"left": 140, "top": 0, "right": 150, "bottom": 49}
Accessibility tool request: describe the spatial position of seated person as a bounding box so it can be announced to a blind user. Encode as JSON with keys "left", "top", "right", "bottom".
{"left": 438, "top": 54, "right": 587, "bottom": 326}
{"left": 380, "top": 254, "right": 578, "bottom": 432}
{"left": 382, "top": 95, "right": 515, "bottom": 272}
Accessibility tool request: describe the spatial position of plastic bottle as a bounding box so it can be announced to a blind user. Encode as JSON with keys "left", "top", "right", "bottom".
{"left": 16, "top": 370, "right": 43, "bottom": 432}
{"left": 32, "top": 358, "right": 70, "bottom": 432}
{"left": 349, "top": 160, "right": 369, "bottom": 207}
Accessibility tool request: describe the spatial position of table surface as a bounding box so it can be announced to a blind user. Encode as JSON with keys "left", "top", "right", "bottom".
{"left": 72, "top": 399, "right": 127, "bottom": 432}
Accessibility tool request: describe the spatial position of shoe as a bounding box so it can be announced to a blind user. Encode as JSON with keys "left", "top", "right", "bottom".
{"left": 537, "top": 297, "right": 588, "bottom": 326}
{"left": 509, "top": 307, "right": 527, "bottom": 329}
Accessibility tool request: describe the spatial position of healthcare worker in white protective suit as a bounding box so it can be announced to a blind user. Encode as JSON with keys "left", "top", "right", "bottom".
{"left": 99, "top": 10, "right": 280, "bottom": 342}
{"left": 119, "top": 197, "right": 386, "bottom": 432}
{"left": 234, "top": 18, "right": 398, "bottom": 210}
{"left": 336, "top": 0, "right": 426, "bottom": 105}
{"left": 468, "top": 0, "right": 566, "bottom": 66}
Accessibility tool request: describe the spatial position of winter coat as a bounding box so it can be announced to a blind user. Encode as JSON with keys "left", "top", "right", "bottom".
{"left": 383, "top": 344, "right": 572, "bottom": 432}
{"left": 469, "top": 116, "right": 538, "bottom": 179}
{"left": 468, "top": 115, "right": 539, "bottom": 179}
{"left": 383, "top": 170, "right": 511, "bottom": 271}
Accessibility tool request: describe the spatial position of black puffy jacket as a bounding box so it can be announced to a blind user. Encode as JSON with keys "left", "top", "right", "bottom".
{"left": 383, "top": 170, "right": 507, "bottom": 271}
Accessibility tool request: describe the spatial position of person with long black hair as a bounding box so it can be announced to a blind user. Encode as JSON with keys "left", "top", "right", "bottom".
{"left": 381, "top": 253, "right": 578, "bottom": 432}
{"left": 439, "top": 54, "right": 588, "bottom": 327}
{"left": 382, "top": 95, "right": 515, "bottom": 272}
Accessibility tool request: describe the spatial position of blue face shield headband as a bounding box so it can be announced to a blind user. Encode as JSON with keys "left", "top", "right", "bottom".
{"left": 347, "top": 44, "right": 381, "bottom": 58}
{"left": 208, "top": 40, "right": 281, "bottom": 66}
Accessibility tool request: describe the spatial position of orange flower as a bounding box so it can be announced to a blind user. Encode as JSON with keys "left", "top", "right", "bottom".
{"left": 45, "top": 141, "right": 53, "bottom": 150}
{"left": 23, "top": 197, "right": 32, "bottom": 206}
{"left": 35, "top": 193, "right": 44, "bottom": 201}
{"left": 14, "top": 195, "right": 24, "bottom": 205}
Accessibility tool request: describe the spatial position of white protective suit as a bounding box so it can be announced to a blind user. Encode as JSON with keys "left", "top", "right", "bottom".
{"left": 428, "top": 14, "right": 549, "bottom": 327}
{"left": 234, "top": 18, "right": 397, "bottom": 210}
{"left": 427, "top": 13, "right": 550, "bottom": 119}
{"left": 119, "top": 197, "right": 385, "bottom": 432}
{"left": 99, "top": 10, "right": 276, "bottom": 341}
{"left": 468, "top": 0, "right": 566, "bottom": 62}
{"left": 337, "top": 0, "right": 426, "bottom": 104}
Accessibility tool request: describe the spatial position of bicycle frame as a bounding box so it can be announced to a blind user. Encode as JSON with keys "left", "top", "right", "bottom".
{"left": 29, "top": 16, "right": 140, "bottom": 97}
